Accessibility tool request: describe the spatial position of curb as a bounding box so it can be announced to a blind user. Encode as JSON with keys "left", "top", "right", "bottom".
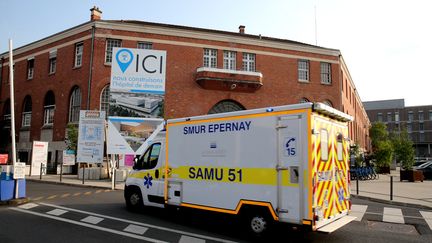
{"left": 0, "top": 197, "right": 30, "bottom": 206}
{"left": 352, "top": 194, "right": 432, "bottom": 210}
{"left": 26, "top": 178, "right": 124, "bottom": 191}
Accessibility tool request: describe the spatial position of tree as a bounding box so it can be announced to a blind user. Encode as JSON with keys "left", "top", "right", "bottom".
{"left": 391, "top": 129, "right": 415, "bottom": 170}
{"left": 369, "top": 122, "right": 393, "bottom": 169}
{"left": 65, "top": 124, "right": 78, "bottom": 152}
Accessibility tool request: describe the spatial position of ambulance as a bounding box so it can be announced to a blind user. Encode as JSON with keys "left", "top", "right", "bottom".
{"left": 124, "top": 102, "right": 356, "bottom": 234}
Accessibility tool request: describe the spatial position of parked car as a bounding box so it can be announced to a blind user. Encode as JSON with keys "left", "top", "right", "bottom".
{"left": 415, "top": 161, "right": 432, "bottom": 180}
{"left": 413, "top": 160, "right": 429, "bottom": 168}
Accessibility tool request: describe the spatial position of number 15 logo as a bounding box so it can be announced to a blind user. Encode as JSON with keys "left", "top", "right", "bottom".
{"left": 284, "top": 137, "right": 297, "bottom": 156}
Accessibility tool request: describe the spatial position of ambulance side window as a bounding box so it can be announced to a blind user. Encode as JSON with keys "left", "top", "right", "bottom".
{"left": 321, "top": 130, "right": 328, "bottom": 161}
{"left": 136, "top": 143, "right": 161, "bottom": 170}
{"left": 337, "top": 134, "right": 343, "bottom": 161}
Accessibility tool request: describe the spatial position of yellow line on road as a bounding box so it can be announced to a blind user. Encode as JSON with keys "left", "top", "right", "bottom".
{"left": 73, "top": 192, "right": 82, "bottom": 197}
{"left": 32, "top": 196, "right": 44, "bottom": 201}
{"left": 95, "top": 190, "right": 104, "bottom": 194}
{"left": 47, "top": 195, "right": 58, "bottom": 200}
{"left": 61, "top": 193, "right": 71, "bottom": 198}
{"left": 84, "top": 191, "right": 92, "bottom": 195}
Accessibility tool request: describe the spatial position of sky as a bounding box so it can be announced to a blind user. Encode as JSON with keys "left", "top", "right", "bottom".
{"left": 0, "top": 0, "right": 431, "bottom": 107}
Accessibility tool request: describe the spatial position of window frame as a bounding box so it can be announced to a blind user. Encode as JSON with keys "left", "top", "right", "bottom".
{"left": 68, "top": 87, "right": 81, "bottom": 123}
{"left": 135, "top": 143, "right": 162, "bottom": 170}
{"left": 27, "top": 58, "right": 34, "bottom": 80}
{"left": 43, "top": 105, "right": 55, "bottom": 125}
{"left": 74, "top": 42, "right": 84, "bottom": 68}
{"left": 137, "top": 42, "right": 153, "bottom": 50}
{"left": 203, "top": 48, "right": 217, "bottom": 68}
{"left": 105, "top": 39, "right": 122, "bottom": 64}
{"left": 298, "top": 59, "right": 310, "bottom": 82}
{"left": 223, "top": 50, "right": 236, "bottom": 70}
{"left": 100, "top": 85, "right": 110, "bottom": 117}
{"left": 242, "top": 52, "right": 256, "bottom": 72}
{"left": 320, "top": 62, "right": 332, "bottom": 84}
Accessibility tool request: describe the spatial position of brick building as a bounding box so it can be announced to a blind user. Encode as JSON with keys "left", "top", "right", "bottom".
{"left": 364, "top": 99, "right": 432, "bottom": 158}
{"left": 0, "top": 7, "right": 370, "bottom": 167}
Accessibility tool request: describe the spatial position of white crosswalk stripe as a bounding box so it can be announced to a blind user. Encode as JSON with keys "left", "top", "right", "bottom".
{"left": 350, "top": 204, "right": 368, "bottom": 221}
{"left": 81, "top": 215, "right": 104, "bottom": 224}
{"left": 47, "top": 209, "right": 68, "bottom": 216}
{"left": 18, "top": 203, "right": 38, "bottom": 209}
{"left": 179, "top": 235, "right": 205, "bottom": 243}
{"left": 419, "top": 211, "right": 432, "bottom": 230}
{"left": 383, "top": 207, "right": 404, "bottom": 224}
{"left": 124, "top": 224, "right": 148, "bottom": 235}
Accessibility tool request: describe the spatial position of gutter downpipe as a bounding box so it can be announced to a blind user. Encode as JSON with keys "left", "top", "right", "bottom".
{"left": 87, "top": 23, "right": 96, "bottom": 110}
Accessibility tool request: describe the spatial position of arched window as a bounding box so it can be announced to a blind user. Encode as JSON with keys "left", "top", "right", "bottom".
{"left": 22, "top": 96, "right": 32, "bottom": 127}
{"left": 208, "top": 100, "right": 245, "bottom": 114}
{"left": 299, "top": 97, "right": 310, "bottom": 103}
{"left": 100, "top": 85, "right": 110, "bottom": 118}
{"left": 323, "top": 100, "right": 333, "bottom": 107}
{"left": 44, "top": 91, "right": 55, "bottom": 125}
{"left": 69, "top": 86, "right": 81, "bottom": 123}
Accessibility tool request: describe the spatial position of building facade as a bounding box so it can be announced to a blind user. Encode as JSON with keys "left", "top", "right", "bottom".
{"left": 0, "top": 7, "right": 370, "bottom": 166}
{"left": 364, "top": 99, "right": 432, "bottom": 158}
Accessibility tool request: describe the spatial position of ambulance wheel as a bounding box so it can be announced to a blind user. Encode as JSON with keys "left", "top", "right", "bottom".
{"left": 125, "top": 187, "right": 143, "bottom": 211}
{"left": 242, "top": 209, "right": 272, "bottom": 235}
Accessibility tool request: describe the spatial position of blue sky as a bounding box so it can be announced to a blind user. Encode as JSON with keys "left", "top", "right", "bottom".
{"left": 1, "top": 0, "right": 431, "bottom": 106}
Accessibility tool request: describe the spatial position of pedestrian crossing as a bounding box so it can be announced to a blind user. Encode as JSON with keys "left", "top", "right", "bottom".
{"left": 11, "top": 202, "right": 237, "bottom": 243}
{"left": 351, "top": 204, "right": 432, "bottom": 230}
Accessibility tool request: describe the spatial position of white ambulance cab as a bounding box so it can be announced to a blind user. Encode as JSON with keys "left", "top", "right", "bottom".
{"left": 124, "top": 102, "right": 356, "bottom": 234}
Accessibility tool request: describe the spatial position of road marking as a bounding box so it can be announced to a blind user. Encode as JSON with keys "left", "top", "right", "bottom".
{"left": 420, "top": 211, "right": 432, "bottom": 230}
{"left": 124, "top": 224, "right": 148, "bottom": 235}
{"left": 84, "top": 191, "right": 92, "bottom": 195}
{"left": 32, "top": 196, "right": 44, "bottom": 201}
{"left": 350, "top": 204, "right": 368, "bottom": 221}
{"left": 73, "top": 192, "right": 81, "bottom": 196}
{"left": 95, "top": 190, "right": 104, "bottom": 194}
{"left": 39, "top": 202, "right": 238, "bottom": 243}
{"left": 18, "top": 203, "right": 38, "bottom": 209}
{"left": 383, "top": 207, "right": 404, "bottom": 224}
{"left": 10, "top": 207, "right": 168, "bottom": 243}
{"left": 61, "top": 193, "right": 71, "bottom": 198}
{"left": 47, "top": 195, "right": 58, "bottom": 200}
{"left": 81, "top": 216, "right": 104, "bottom": 224}
{"left": 47, "top": 209, "right": 68, "bottom": 216}
{"left": 179, "top": 235, "right": 205, "bottom": 243}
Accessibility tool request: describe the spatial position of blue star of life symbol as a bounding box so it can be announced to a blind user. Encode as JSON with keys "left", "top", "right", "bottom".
{"left": 144, "top": 173, "right": 153, "bottom": 189}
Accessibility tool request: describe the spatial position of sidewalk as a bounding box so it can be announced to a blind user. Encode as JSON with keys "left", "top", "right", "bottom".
{"left": 25, "top": 169, "right": 432, "bottom": 209}
{"left": 26, "top": 174, "right": 125, "bottom": 190}
{"left": 350, "top": 167, "right": 432, "bottom": 209}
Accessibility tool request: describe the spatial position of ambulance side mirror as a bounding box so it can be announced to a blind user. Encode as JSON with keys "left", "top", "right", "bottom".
{"left": 133, "top": 156, "right": 139, "bottom": 170}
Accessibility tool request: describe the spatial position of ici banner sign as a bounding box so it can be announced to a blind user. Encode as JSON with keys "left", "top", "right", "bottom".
{"left": 110, "top": 47, "right": 166, "bottom": 94}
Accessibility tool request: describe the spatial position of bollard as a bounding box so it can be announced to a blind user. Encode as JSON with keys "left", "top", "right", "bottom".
{"left": 390, "top": 176, "right": 393, "bottom": 201}
{"left": 356, "top": 176, "right": 359, "bottom": 195}
{"left": 40, "top": 164, "right": 43, "bottom": 180}
{"left": 82, "top": 165, "right": 85, "bottom": 185}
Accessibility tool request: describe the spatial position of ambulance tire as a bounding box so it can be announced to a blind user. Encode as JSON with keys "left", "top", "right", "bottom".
{"left": 125, "top": 186, "right": 143, "bottom": 211}
{"left": 241, "top": 208, "right": 273, "bottom": 235}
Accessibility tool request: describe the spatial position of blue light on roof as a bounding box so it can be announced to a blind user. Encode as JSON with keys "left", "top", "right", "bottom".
{"left": 266, "top": 108, "right": 274, "bottom": 112}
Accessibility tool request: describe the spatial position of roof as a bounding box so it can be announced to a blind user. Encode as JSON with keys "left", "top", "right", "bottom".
{"left": 363, "top": 99, "right": 405, "bottom": 110}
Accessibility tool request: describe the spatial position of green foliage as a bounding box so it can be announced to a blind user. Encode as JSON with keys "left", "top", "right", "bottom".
{"left": 391, "top": 129, "right": 415, "bottom": 170}
{"left": 369, "top": 122, "right": 393, "bottom": 168}
{"left": 350, "top": 142, "right": 363, "bottom": 167}
{"left": 65, "top": 124, "right": 78, "bottom": 153}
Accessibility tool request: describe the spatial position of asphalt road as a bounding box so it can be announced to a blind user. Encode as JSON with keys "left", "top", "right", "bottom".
{"left": 0, "top": 181, "right": 431, "bottom": 243}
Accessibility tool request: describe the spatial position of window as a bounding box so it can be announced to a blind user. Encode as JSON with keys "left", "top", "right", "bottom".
{"left": 68, "top": 87, "right": 81, "bottom": 123}
{"left": 407, "top": 123, "right": 412, "bottom": 133}
{"left": 408, "top": 111, "right": 413, "bottom": 122}
{"left": 323, "top": 100, "right": 333, "bottom": 107}
{"left": 105, "top": 39, "right": 122, "bottom": 63}
{"left": 27, "top": 58, "right": 34, "bottom": 79}
{"left": 137, "top": 42, "right": 153, "bottom": 49}
{"left": 43, "top": 91, "right": 55, "bottom": 126}
{"left": 49, "top": 50, "right": 57, "bottom": 74}
{"left": 203, "top": 49, "right": 217, "bottom": 68}
{"left": 377, "top": 113, "right": 383, "bottom": 122}
{"left": 100, "top": 85, "right": 110, "bottom": 117}
{"left": 320, "top": 62, "right": 331, "bottom": 84}
{"left": 22, "top": 96, "right": 32, "bottom": 127}
{"left": 74, "top": 43, "right": 83, "bottom": 67}
{"left": 429, "top": 110, "right": 432, "bottom": 120}
{"left": 299, "top": 97, "right": 309, "bottom": 103}
{"left": 419, "top": 111, "right": 424, "bottom": 121}
{"left": 395, "top": 111, "right": 400, "bottom": 122}
{"left": 419, "top": 132, "right": 425, "bottom": 142}
{"left": 242, "top": 53, "right": 255, "bottom": 72}
{"left": 135, "top": 143, "right": 161, "bottom": 170}
{"left": 337, "top": 134, "right": 343, "bottom": 161}
{"left": 387, "top": 112, "right": 392, "bottom": 122}
{"left": 419, "top": 122, "right": 424, "bottom": 131}
{"left": 321, "top": 130, "right": 329, "bottom": 161}
{"left": 223, "top": 51, "right": 236, "bottom": 70}
{"left": 298, "top": 60, "right": 309, "bottom": 81}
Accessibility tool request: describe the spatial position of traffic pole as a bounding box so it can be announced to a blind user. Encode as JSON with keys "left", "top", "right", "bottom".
{"left": 390, "top": 176, "right": 393, "bottom": 201}
{"left": 8, "top": 39, "right": 18, "bottom": 199}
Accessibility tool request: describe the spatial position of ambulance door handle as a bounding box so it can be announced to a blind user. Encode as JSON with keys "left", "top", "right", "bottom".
{"left": 155, "top": 169, "right": 160, "bottom": 179}
{"left": 276, "top": 165, "right": 289, "bottom": 171}
{"left": 290, "top": 166, "right": 299, "bottom": 184}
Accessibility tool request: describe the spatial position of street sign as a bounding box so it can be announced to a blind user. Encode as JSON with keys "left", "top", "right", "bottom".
{"left": 63, "top": 150, "right": 76, "bottom": 165}
{"left": 13, "top": 162, "right": 26, "bottom": 179}
{"left": 77, "top": 110, "right": 105, "bottom": 163}
{"left": 31, "top": 141, "right": 48, "bottom": 176}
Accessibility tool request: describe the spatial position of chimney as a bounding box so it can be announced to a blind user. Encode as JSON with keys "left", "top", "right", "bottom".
{"left": 90, "top": 6, "right": 102, "bottom": 21}
{"left": 239, "top": 25, "right": 245, "bottom": 34}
